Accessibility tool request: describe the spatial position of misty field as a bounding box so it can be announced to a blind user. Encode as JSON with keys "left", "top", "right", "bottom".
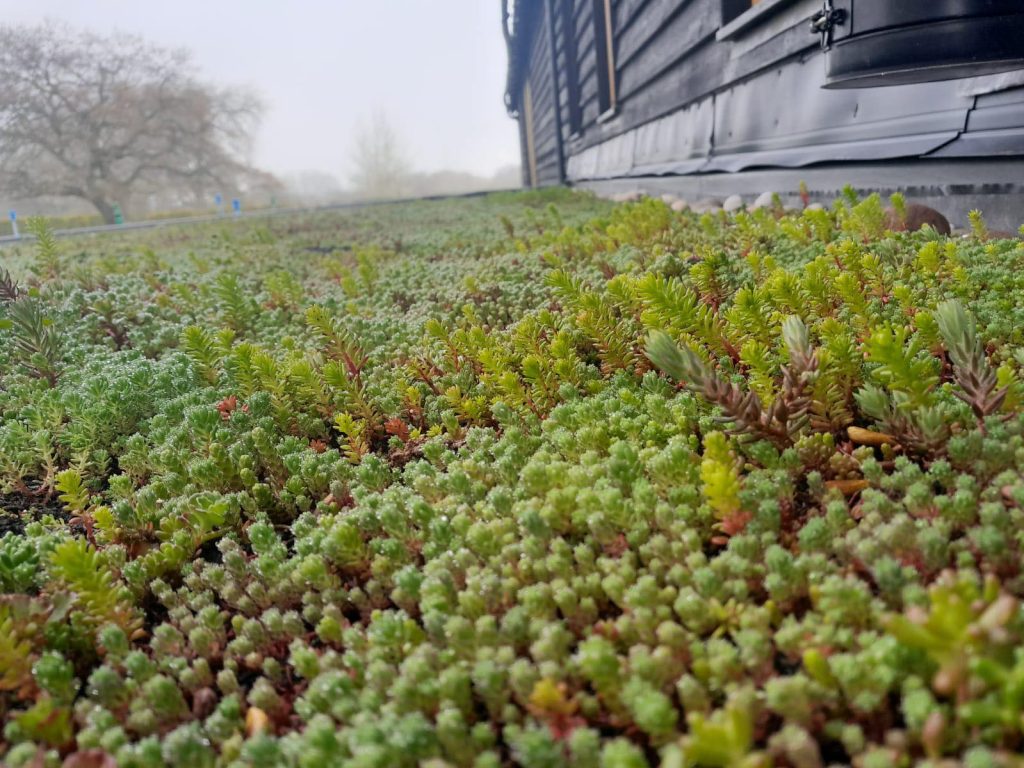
{"left": 3, "top": 190, "right": 1024, "bottom": 767}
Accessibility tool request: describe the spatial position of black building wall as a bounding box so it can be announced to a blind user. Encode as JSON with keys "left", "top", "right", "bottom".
{"left": 506, "top": 0, "right": 1024, "bottom": 220}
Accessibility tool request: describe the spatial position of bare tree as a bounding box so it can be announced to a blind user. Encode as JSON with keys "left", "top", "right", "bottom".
{"left": 350, "top": 111, "right": 411, "bottom": 200}
{"left": 0, "top": 22, "right": 267, "bottom": 222}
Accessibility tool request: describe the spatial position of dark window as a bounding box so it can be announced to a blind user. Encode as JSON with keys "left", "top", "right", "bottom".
{"left": 722, "top": 0, "right": 764, "bottom": 24}
{"left": 591, "top": 0, "right": 616, "bottom": 116}
{"left": 560, "top": 0, "right": 582, "bottom": 135}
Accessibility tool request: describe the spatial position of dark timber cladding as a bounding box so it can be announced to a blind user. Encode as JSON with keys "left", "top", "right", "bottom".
{"left": 503, "top": 0, "right": 1024, "bottom": 225}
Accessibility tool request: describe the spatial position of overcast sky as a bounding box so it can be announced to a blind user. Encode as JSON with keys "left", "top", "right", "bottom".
{"left": 0, "top": 1, "right": 521, "bottom": 183}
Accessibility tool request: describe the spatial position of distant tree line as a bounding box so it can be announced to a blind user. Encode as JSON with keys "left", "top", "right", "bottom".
{"left": 0, "top": 22, "right": 277, "bottom": 223}
{"left": 343, "top": 111, "right": 519, "bottom": 203}
{"left": 0, "top": 22, "right": 519, "bottom": 221}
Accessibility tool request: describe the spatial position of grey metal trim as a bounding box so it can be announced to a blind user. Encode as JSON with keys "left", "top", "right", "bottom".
{"left": 704, "top": 132, "right": 961, "bottom": 172}
{"left": 929, "top": 128, "right": 1024, "bottom": 158}
{"left": 631, "top": 158, "right": 709, "bottom": 176}
{"left": 569, "top": 130, "right": 961, "bottom": 178}
{"left": 579, "top": 157, "right": 1024, "bottom": 195}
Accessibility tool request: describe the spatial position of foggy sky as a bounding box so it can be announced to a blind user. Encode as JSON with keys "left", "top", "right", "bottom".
{"left": 0, "top": 1, "right": 522, "bottom": 183}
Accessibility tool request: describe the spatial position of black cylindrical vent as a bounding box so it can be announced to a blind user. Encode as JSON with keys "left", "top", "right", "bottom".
{"left": 819, "top": 0, "right": 1024, "bottom": 89}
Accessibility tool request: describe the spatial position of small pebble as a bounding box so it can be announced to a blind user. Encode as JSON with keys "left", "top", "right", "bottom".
{"left": 750, "top": 191, "right": 775, "bottom": 210}
{"left": 691, "top": 197, "right": 723, "bottom": 213}
{"left": 723, "top": 194, "right": 744, "bottom": 212}
{"left": 805, "top": 202, "right": 825, "bottom": 211}
{"left": 671, "top": 200, "right": 690, "bottom": 212}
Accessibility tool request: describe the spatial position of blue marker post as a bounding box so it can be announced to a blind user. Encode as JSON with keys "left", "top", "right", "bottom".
{"left": 231, "top": 198, "right": 241, "bottom": 217}
{"left": 8, "top": 210, "right": 18, "bottom": 239}
{"left": 214, "top": 193, "right": 223, "bottom": 215}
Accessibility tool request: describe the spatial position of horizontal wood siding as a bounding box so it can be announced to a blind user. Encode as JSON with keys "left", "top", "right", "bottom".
{"left": 554, "top": 0, "right": 580, "bottom": 143}
{"left": 575, "top": 2, "right": 599, "bottom": 130}
{"left": 525, "top": 4, "right": 563, "bottom": 185}
{"left": 616, "top": 1, "right": 719, "bottom": 101}
{"left": 615, "top": 0, "right": 690, "bottom": 70}
{"left": 570, "top": 0, "right": 729, "bottom": 152}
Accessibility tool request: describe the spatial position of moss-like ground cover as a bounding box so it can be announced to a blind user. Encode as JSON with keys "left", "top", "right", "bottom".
{"left": 3, "top": 189, "right": 1024, "bottom": 767}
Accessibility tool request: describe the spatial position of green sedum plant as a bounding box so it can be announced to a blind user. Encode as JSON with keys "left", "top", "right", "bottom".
{"left": 2, "top": 190, "right": 1024, "bottom": 766}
